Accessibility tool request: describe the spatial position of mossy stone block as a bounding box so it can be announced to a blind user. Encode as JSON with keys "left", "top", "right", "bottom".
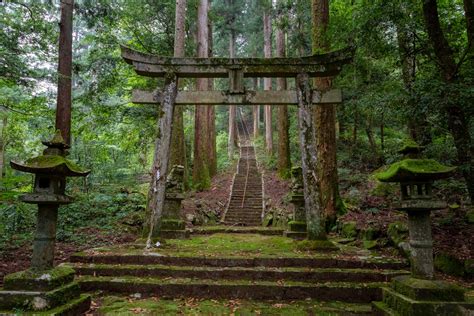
{"left": 341, "top": 221, "right": 358, "bottom": 238}
{"left": 288, "top": 220, "right": 306, "bottom": 232}
{"left": 3, "top": 266, "right": 75, "bottom": 291}
{"left": 465, "top": 259, "right": 474, "bottom": 277}
{"left": 382, "top": 286, "right": 472, "bottom": 316}
{"left": 434, "top": 253, "right": 465, "bottom": 277}
{"left": 392, "top": 275, "right": 465, "bottom": 302}
{"left": 161, "top": 219, "right": 186, "bottom": 231}
{"left": 296, "top": 239, "right": 339, "bottom": 252}
{"left": 0, "top": 282, "right": 80, "bottom": 311}
{"left": 363, "top": 240, "right": 378, "bottom": 250}
{"left": 159, "top": 230, "right": 189, "bottom": 239}
{"left": 387, "top": 221, "right": 408, "bottom": 246}
{"left": 361, "top": 227, "right": 380, "bottom": 240}
{"left": 466, "top": 210, "right": 474, "bottom": 224}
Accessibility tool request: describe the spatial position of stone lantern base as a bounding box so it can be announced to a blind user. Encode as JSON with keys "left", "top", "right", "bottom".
{"left": 284, "top": 220, "right": 307, "bottom": 239}
{"left": 0, "top": 266, "right": 90, "bottom": 315}
{"left": 372, "top": 275, "right": 474, "bottom": 315}
{"left": 159, "top": 218, "right": 189, "bottom": 239}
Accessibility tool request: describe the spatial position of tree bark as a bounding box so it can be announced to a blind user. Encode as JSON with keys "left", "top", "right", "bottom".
{"left": 463, "top": 0, "right": 474, "bottom": 51}
{"left": 169, "top": 0, "right": 188, "bottom": 185}
{"left": 253, "top": 77, "right": 259, "bottom": 138}
{"left": 312, "top": 0, "right": 343, "bottom": 228}
{"left": 55, "top": 0, "right": 74, "bottom": 146}
{"left": 0, "top": 114, "right": 6, "bottom": 181}
{"left": 207, "top": 9, "right": 217, "bottom": 177}
{"left": 422, "top": 0, "right": 474, "bottom": 201}
{"left": 263, "top": 9, "right": 273, "bottom": 155}
{"left": 276, "top": 22, "right": 291, "bottom": 179}
{"left": 228, "top": 1, "right": 237, "bottom": 159}
{"left": 297, "top": 73, "right": 326, "bottom": 240}
{"left": 193, "top": 0, "right": 212, "bottom": 189}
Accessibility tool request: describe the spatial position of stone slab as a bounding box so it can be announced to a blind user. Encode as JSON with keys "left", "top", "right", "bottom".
{"left": 0, "top": 294, "right": 91, "bottom": 316}
{"left": 3, "top": 267, "right": 75, "bottom": 291}
{"left": 381, "top": 287, "right": 474, "bottom": 316}
{"left": 284, "top": 231, "right": 307, "bottom": 240}
{"left": 392, "top": 275, "right": 465, "bottom": 302}
{"left": 0, "top": 282, "right": 80, "bottom": 311}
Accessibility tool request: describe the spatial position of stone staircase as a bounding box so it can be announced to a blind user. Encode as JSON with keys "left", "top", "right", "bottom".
{"left": 70, "top": 246, "right": 408, "bottom": 307}
{"left": 223, "top": 146, "right": 263, "bottom": 226}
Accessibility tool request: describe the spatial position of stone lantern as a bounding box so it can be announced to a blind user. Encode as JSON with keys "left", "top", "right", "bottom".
{"left": 0, "top": 132, "right": 91, "bottom": 314}
{"left": 373, "top": 144, "right": 473, "bottom": 315}
{"left": 285, "top": 167, "right": 307, "bottom": 239}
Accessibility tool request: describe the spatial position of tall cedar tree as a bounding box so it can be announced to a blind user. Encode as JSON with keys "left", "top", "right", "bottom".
{"left": 169, "top": 0, "right": 188, "bottom": 184}
{"left": 276, "top": 2, "right": 291, "bottom": 179}
{"left": 312, "top": 0, "right": 343, "bottom": 228}
{"left": 263, "top": 7, "right": 273, "bottom": 155}
{"left": 56, "top": 0, "right": 74, "bottom": 145}
{"left": 193, "top": 0, "right": 213, "bottom": 189}
{"left": 227, "top": 0, "right": 237, "bottom": 159}
{"left": 421, "top": 0, "right": 474, "bottom": 201}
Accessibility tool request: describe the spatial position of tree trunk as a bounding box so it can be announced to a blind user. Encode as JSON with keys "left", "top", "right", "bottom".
{"left": 55, "top": 0, "right": 74, "bottom": 146}
{"left": 169, "top": 0, "right": 188, "bottom": 186}
{"left": 253, "top": 77, "right": 259, "bottom": 138}
{"left": 464, "top": 0, "right": 474, "bottom": 50}
{"left": 276, "top": 21, "right": 291, "bottom": 179}
{"left": 0, "top": 114, "right": 6, "bottom": 181}
{"left": 193, "top": 0, "right": 212, "bottom": 189}
{"left": 312, "top": 0, "right": 343, "bottom": 228}
{"left": 396, "top": 22, "right": 431, "bottom": 146}
{"left": 207, "top": 10, "right": 217, "bottom": 177}
{"left": 263, "top": 9, "right": 273, "bottom": 155}
{"left": 228, "top": 4, "right": 237, "bottom": 158}
{"left": 422, "top": 0, "right": 474, "bottom": 201}
{"left": 296, "top": 73, "right": 326, "bottom": 240}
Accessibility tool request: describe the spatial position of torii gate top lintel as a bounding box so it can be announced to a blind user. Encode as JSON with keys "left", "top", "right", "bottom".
{"left": 120, "top": 45, "right": 354, "bottom": 79}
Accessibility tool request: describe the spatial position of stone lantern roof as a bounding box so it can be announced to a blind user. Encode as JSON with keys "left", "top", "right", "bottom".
{"left": 376, "top": 159, "right": 455, "bottom": 183}
{"left": 10, "top": 132, "right": 90, "bottom": 177}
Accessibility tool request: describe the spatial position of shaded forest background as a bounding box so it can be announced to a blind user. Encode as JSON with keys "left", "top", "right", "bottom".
{"left": 0, "top": 0, "right": 472, "bottom": 277}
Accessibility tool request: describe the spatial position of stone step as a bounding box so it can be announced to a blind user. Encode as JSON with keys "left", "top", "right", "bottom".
{"left": 70, "top": 254, "right": 407, "bottom": 270}
{"left": 72, "top": 264, "right": 407, "bottom": 284}
{"left": 190, "top": 227, "right": 284, "bottom": 235}
{"left": 77, "top": 276, "right": 385, "bottom": 303}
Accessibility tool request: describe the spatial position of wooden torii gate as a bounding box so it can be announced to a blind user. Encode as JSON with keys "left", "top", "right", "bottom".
{"left": 121, "top": 45, "right": 354, "bottom": 244}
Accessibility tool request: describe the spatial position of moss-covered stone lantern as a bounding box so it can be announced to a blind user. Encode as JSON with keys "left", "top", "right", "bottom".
{"left": 0, "top": 132, "right": 91, "bottom": 314}
{"left": 285, "top": 167, "right": 307, "bottom": 239}
{"left": 373, "top": 144, "right": 474, "bottom": 315}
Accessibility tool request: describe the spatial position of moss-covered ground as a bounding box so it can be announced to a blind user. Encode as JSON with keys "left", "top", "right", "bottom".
{"left": 95, "top": 296, "right": 372, "bottom": 315}
{"left": 80, "top": 233, "right": 399, "bottom": 262}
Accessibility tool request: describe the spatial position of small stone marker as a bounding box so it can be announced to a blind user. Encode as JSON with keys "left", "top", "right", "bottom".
{"left": 285, "top": 167, "right": 307, "bottom": 239}
{"left": 0, "top": 132, "right": 91, "bottom": 314}
{"left": 372, "top": 143, "right": 474, "bottom": 315}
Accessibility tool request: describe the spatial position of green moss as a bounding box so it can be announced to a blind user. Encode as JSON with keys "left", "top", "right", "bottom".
{"left": 387, "top": 221, "right": 408, "bottom": 246}
{"left": 434, "top": 253, "right": 465, "bottom": 277}
{"left": 392, "top": 276, "right": 465, "bottom": 302}
{"left": 341, "top": 221, "right": 358, "bottom": 238}
{"left": 21, "top": 155, "right": 89, "bottom": 175}
{"left": 97, "top": 296, "right": 371, "bottom": 316}
{"left": 466, "top": 210, "right": 474, "bottom": 224}
{"left": 363, "top": 240, "right": 378, "bottom": 250}
{"left": 371, "top": 182, "right": 397, "bottom": 197}
{"left": 296, "top": 239, "right": 338, "bottom": 251}
{"left": 288, "top": 221, "right": 307, "bottom": 232}
{"left": 376, "top": 159, "right": 455, "bottom": 182}
{"left": 4, "top": 266, "right": 75, "bottom": 291}
{"left": 161, "top": 219, "right": 185, "bottom": 230}
{"left": 361, "top": 227, "right": 380, "bottom": 241}
{"left": 465, "top": 259, "right": 474, "bottom": 277}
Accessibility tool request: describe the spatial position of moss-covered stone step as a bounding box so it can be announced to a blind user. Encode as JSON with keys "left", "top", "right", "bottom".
{"left": 380, "top": 287, "right": 474, "bottom": 316}
{"left": 71, "top": 263, "right": 409, "bottom": 283}
{"left": 189, "top": 226, "right": 284, "bottom": 235}
{"left": 3, "top": 266, "right": 75, "bottom": 291}
{"left": 0, "top": 282, "right": 80, "bottom": 311}
{"left": 0, "top": 294, "right": 91, "bottom": 316}
{"left": 97, "top": 295, "right": 373, "bottom": 315}
{"left": 78, "top": 276, "right": 385, "bottom": 302}
{"left": 70, "top": 253, "right": 406, "bottom": 270}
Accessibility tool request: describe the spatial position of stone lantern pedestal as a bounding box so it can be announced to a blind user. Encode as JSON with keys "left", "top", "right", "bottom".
{"left": 372, "top": 145, "right": 474, "bottom": 315}
{"left": 0, "top": 133, "right": 91, "bottom": 315}
{"left": 159, "top": 165, "right": 189, "bottom": 239}
{"left": 284, "top": 167, "right": 307, "bottom": 239}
